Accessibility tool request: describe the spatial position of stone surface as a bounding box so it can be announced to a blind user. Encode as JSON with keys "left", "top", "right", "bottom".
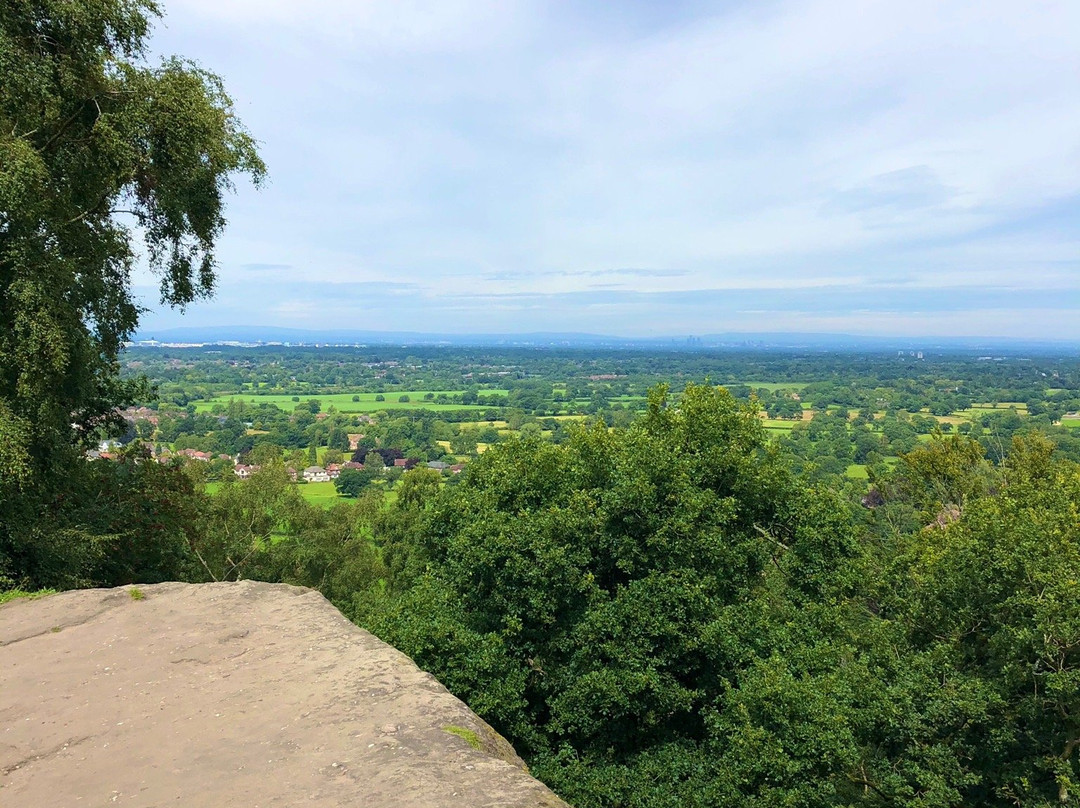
{"left": 0, "top": 582, "right": 568, "bottom": 807}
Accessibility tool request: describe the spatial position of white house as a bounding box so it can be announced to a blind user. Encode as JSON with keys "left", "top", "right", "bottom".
{"left": 303, "top": 466, "right": 330, "bottom": 483}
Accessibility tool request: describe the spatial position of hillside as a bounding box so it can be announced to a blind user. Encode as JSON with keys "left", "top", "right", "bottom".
{"left": 0, "top": 582, "right": 567, "bottom": 808}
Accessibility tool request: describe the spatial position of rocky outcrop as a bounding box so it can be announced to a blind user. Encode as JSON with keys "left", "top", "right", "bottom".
{"left": 0, "top": 582, "right": 568, "bottom": 807}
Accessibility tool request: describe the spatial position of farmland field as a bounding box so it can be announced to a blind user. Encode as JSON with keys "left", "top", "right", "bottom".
{"left": 955, "top": 403, "right": 1029, "bottom": 418}
{"left": 190, "top": 390, "right": 510, "bottom": 413}
{"left": 205, "top": 479, "right": 383, "bottom": 509}
{"left": 761, "top": 418, "right": 800, "bottom": 431}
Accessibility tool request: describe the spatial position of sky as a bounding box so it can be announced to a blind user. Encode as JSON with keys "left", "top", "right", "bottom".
{"left": 135, "top": 0, "right": 1080, "bottom": 339}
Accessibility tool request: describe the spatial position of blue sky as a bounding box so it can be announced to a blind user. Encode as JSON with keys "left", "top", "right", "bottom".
{"left": 136, "top": 0, "right": 1080, "bottom": 338}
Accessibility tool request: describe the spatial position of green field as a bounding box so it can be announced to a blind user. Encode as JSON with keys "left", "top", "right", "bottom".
{"left": 298, "top": 481, "right": 344, "bottom": 506}
{"left": 191, "top": 390, "right": 509, "bottom": 414}
{"left": 1061, "top": 418, "right": 1080, "bottom": 429}
{"left": 761, "top": 418, "right": 800, "bottom": 431}
{"left": 206, "top": 478, "right": 400, "bottom": 509}
{"left": 956, "top": 403, "right": 1029, "bottom": 416}
{"left": 206, "top": 479, "right": 345, "bottom": 507}
{"left": 846, "top": 458, "right": 899, "bottom": 479}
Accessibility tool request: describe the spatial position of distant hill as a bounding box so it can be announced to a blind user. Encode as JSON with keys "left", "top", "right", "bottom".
{"left": 130, "top": 325, "right": 1080, "bottom": 353}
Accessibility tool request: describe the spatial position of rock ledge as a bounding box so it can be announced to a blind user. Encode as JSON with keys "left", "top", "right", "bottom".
{"left": 0, "top": 581, "right": 567, "bottom": 807}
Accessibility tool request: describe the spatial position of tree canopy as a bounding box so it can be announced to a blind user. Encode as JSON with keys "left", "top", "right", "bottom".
{"left": 356, "top": 385, "right": 1080, "bottom": 808}
{"left": 0, "top": 0, "right": 263, "bottom": 586}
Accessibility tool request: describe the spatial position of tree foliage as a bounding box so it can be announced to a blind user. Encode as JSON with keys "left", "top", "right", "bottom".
{"left": 0, "top": 0, "right": 263, "bottom": 585}
{"left": 354, "top": 385, "right": 1080, "bottom": 807}
{"left": 360, "top": 384, "right": 871, "bottom": 805}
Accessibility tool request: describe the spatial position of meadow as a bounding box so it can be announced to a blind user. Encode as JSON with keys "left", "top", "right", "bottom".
{"left": 191, "top": 390, "right": 509, "bottom": 414}
{"left": 205, "top": 479, "right": 396, "bottom": 509}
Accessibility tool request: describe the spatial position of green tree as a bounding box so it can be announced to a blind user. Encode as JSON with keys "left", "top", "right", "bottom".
{"left": 197, "top": 463, "right": 306, "bottom": 581}
{"left": 886, "top": 434, "right": 1080, "bottom": 806}
{"left": 334, "top": 467, "right": 372, "bottom": 498}
{"left": 253, "top": 498, "right": 384, "bottom": 610}
{"left": 893, "top": 432, "right": 993, "bottom": 521}
{"left": 364, "top": 450, "right": 385, "bottom": 473}
{"left": 361, "top": 384, "right": 866, "bottom": 805}
{"left": 0, "top": 0, "right": 263, "bottom": 586}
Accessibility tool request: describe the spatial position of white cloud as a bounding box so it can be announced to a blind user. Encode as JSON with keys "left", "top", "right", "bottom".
{"left": 142, "top": 0, "right": 1080, "bottom": 337}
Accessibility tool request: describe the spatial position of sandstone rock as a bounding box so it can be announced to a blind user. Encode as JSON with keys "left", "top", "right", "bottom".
{"left": 0, "top": 582, "right": 568, "bottom": 807}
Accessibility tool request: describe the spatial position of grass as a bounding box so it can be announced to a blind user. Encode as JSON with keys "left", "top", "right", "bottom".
{"left": 761, "top": 418, "right": 800, "bottom": 430}
{"left": 845, "top": 464, "right": 870, "bottom": 479}
{"left": 129, "top": 587, "right": 145, "bottom": 601}
{"left": 0, "top": 589, "right": 56, "bottom": 605}
{"left": 443, "top": 725, "right": 483, "bottom": 751}
{"left": 955, "top": 403, "right": 1029, "bottom": 419}
{"left": 1061, "top": 417, "right": 1080, "bottom": 429}
{"left": 298, "top": 481, "right": 344, "bottom": 507}
{"left": 205, "top": 478, "right": 400, "bottom": 510}
{"left": 932, "top": 415, "right": 969, "bottom": 425}
{"left": 190, "top": 390, "right": 509, "bottom": 414}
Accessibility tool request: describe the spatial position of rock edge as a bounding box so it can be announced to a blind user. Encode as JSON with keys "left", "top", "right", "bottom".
{"left": 0, "top": 581, "right": 568, "bottom": 808}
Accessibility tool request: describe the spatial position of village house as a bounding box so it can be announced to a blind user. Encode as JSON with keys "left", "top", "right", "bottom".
{"left": 122, "top": 406, "right": 160, "bottom": 426}
{"left": 303, "top": 466, "right": 330, "bottom": 483}
{"left": 325, "top": 463, "right": 342, "bottom": 479}
{"left": 234, "top": 464, "right": 259, "bottom": 479}
{"left": 177, "top": 448, "right": 213, "bottom": 462}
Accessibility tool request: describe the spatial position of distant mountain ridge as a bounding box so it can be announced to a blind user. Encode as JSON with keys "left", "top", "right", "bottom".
{"left": 130, "top": 325, "right": 1080, "bottom": 353}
